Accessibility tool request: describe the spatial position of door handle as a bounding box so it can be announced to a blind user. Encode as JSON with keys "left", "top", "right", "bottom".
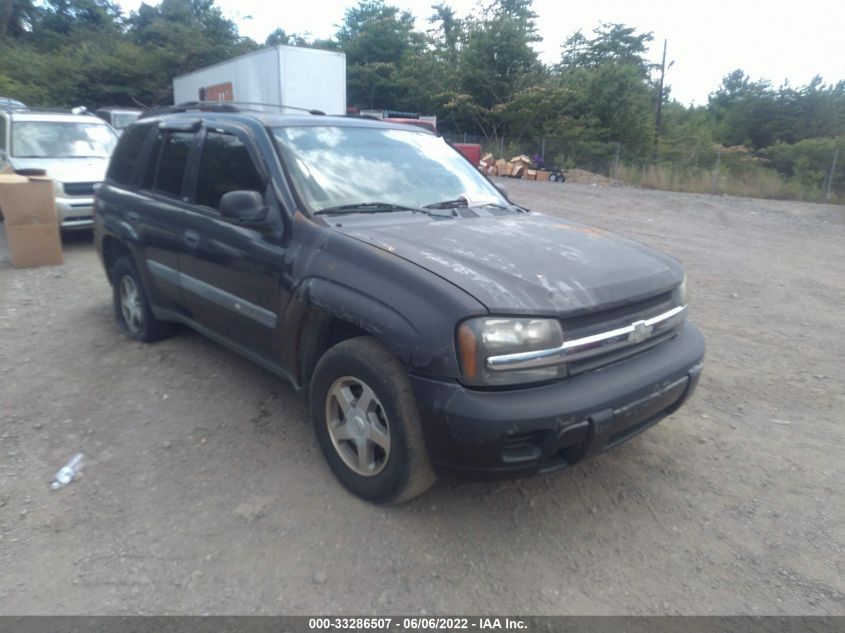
{"left": 183, "top": 230, "right": 200, "bottom": 247}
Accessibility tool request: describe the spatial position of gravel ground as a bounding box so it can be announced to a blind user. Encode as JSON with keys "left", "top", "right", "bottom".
{"left": 0, "top": 180, "right": 843, "bottom": 615}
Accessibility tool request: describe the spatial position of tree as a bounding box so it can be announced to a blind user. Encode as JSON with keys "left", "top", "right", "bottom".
{"left": 124, "top": 0, "right": 257, "bottom": 104}
{"left": 264, "top": 28, "right": 309, "bottom": 47}
{"left": 427, "top": 3, "right": 460, "bottom": 65}
{"left": 459, "top": 0, "right": 542, "bottom": 110}
{"left": 708, "top": 69, "right": 778, "bottom": 148}
{"left": 336, "top": 0, "right": 425, "bottom": 109}
{"left": 559, "top": 22, "right": 654, "bottom": 79}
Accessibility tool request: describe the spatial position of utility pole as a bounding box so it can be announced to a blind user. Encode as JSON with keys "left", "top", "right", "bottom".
{"left": 653, "top": 39, "right": 667, "bottom": 163}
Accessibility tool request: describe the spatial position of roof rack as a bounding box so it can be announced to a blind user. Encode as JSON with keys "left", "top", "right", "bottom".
{"left": 139, "top": 101, "right": 326, "bottom": 119}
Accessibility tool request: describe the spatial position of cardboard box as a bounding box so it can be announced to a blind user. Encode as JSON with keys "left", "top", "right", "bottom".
{"left": 536, "top": 170, "right": 551, "bottom": 181}
{"left": 495, "top": 158, "right": 509, "bottom": 174}
{"left": 523, "top": 169, "right": 538, "bottom": 181}
{"left": 5, "top": 224, "right": 64, "bottom": 267}
{"left": 0, "top": 174, "right": 63, "bottom": 268}
{"left": 511, "top": 164, "right": 525, "bottom": 178}
{"left": 510, "top": 154, "right": 532, "bottom": 166}
{"left": 481, "top": 153, "right": 495, "bottom": 166}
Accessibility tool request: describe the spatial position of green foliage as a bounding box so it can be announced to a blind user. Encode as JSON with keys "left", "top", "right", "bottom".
{"left": 1, "top": 0, "right": 257, "bottom": 107}
{"left": 457, "top": 0, "right": 542, "bottom": 111}
{"left": 760, "top": 137, "right": 845, "bottom": 193}
{"left": 0, "top": 0, "right": 40, "bottom": 39}
{"left": 709, "top": 70, "right": 845, "bottom": 149}
{"left": 559, "top": 23, "right": 654, "bottom": 79}
{"left": 264, "top": 28, "right": 309, "bottom": 47}
{"left": 335, "top": 0, "right": 426, "bottom": 109}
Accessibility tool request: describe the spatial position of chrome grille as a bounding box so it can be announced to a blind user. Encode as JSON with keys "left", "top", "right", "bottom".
{"left": 560, "top": 291, "right": 676, "bottom": 335}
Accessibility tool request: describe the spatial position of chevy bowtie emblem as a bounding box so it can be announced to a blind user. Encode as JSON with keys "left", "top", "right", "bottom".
{"left": 629, "top": 320, "right": 653, "bottom": 344}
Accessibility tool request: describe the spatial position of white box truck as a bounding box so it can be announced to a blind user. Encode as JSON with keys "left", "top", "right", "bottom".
{"left": 172, "top": 46, "right": 346, "bottom": 115}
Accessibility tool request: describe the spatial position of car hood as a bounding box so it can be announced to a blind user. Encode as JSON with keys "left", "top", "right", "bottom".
{"left": 9, "top": 157, "right": 109, "bottom": 184}
{"left": 337, "top": 213, "right": 684, "bottom": 315}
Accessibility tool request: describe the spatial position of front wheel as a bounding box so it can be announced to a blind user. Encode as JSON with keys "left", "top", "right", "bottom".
{"left": 309, "top": 336, "right": 435, "bottom": 503}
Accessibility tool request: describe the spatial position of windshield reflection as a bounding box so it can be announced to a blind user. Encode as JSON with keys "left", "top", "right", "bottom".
{"left": 273, "top": 126, "right": 504, "bottom": 212}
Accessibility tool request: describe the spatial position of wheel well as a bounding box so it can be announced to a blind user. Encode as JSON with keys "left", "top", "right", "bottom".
{"left": 297, "top": 307, "right": 370, "bottom": 389}
{"left": 102, "top": 237, "right": 132, "bottom": 283}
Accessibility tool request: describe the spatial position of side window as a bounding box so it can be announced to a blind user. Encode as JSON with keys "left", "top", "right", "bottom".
{"left": 142, "top": 130, "right": 194, "bottom": 197}
{"left": 0, "top": 116, "right": 7, "bottom": 155}
{"left": 106, "top": 124, "right": 152, "bottom": 186}
{"left": 195, "top": 131, "right": 265, "bottom": 211}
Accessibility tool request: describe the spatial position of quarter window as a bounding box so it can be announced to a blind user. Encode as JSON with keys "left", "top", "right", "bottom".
{"left": 195, "top": 131, "right": 264, "bottom": 210}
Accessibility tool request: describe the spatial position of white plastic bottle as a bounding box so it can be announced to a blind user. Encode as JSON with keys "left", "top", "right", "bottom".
{"left": 51, "top": 453, "right": 85, "bottom": 490}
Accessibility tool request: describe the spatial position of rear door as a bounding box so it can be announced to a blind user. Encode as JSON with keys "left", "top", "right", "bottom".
{"left": 126, "top": 122, "right": 200, "bottom": 313}
{"left": 177, "top": 122, "right": 287, "bottom": 362}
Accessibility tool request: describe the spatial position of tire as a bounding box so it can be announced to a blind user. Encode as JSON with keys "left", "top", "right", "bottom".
{"left": 309, "top": 336, "right": 436, "bottom": 504}
{"left": 549, "top": 173, "right": 557, "bottom": 182}
{"left": 110, "top": 256, "right": 176, "bottom": 343}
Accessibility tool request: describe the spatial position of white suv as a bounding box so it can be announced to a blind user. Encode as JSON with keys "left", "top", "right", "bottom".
{"left": 0, "top": 105, "right": 118, "bottom": 230}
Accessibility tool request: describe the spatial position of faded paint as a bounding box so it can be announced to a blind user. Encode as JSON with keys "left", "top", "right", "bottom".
{"left": 338, "top": 212, "right": 683, "bottom": 315}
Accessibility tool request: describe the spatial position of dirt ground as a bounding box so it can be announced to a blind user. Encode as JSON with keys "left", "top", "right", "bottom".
{"left": 0, "top": 180, "right": 843, "bottom": 615}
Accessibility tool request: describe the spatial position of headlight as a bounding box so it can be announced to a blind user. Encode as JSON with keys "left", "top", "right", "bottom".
{"left": 457, "top": 317, "right": 565, "bottom": 386}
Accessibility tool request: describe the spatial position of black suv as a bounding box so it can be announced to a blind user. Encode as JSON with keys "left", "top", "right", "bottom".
{"left": 94, "top": 104, "right": 705, "bottom": 503}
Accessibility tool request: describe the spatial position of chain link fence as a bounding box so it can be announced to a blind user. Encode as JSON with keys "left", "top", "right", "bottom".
{"left": 442, "top": 129, "right": 843, "bottom": 203}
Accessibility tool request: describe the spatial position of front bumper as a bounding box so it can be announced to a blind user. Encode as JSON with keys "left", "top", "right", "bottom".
{"left": 56, "top": 195, "right": 94, "bottom": 230}
{"left": 410, "top": 321, "right": 705, "bottom": 479}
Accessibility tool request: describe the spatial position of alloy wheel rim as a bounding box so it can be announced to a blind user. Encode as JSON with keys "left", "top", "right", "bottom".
{"left": 325, "top": 376, "right": 391, "bottom": 477}
{"left": 119, "top": 275, "right": 143, "bottom": 334}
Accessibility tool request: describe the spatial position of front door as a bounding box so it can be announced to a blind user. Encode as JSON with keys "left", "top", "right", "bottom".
{"left": 178, "top": 124, "right": 287, "bottom": 363}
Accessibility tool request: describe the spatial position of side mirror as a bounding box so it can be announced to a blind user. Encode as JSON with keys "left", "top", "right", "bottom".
{"left": 219, "top": 190, "right": 268, "bottom": 225}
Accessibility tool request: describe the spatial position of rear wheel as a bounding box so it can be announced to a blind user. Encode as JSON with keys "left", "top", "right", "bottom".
{"left": 111, "top": 257, "right": 175, "bottom": 342}
{"left": 310, "top": 336, "right": 435, "bottom": 503}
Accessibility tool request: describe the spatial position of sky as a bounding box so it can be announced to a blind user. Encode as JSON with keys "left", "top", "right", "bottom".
{"left": 117, "top": 0, "right": 845, "bottom": 106}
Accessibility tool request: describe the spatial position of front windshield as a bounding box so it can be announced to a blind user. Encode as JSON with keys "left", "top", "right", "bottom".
{"left": 11, "top": 121, "right": 118, "bottom": 158}
{"left": 273, "top": 125, "right": 506, "bottom": 212}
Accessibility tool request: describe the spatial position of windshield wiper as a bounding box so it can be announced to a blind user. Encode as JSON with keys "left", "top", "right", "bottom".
{"left": 314, "top": 202, "right": 450, "bottom": 218}
{"left": 424, "top": 198, "right": 524, "bottom": 213}
{"left": 424, "top": 198, "right": 469, "bottom": 210}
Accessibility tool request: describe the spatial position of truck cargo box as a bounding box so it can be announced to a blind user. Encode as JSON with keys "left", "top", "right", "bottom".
{"left": 173, "top": 46, "right": 346, "bottom": 115}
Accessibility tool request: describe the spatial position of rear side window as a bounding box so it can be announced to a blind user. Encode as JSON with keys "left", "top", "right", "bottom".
{"left": 142, "top": 130, "right": 194, "bottom": 197}
{"left": 195, "top": 131, "right": 264, "bottom": 210}
{"left": 106, "top": 124, "right": 151, "bottom": 186}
